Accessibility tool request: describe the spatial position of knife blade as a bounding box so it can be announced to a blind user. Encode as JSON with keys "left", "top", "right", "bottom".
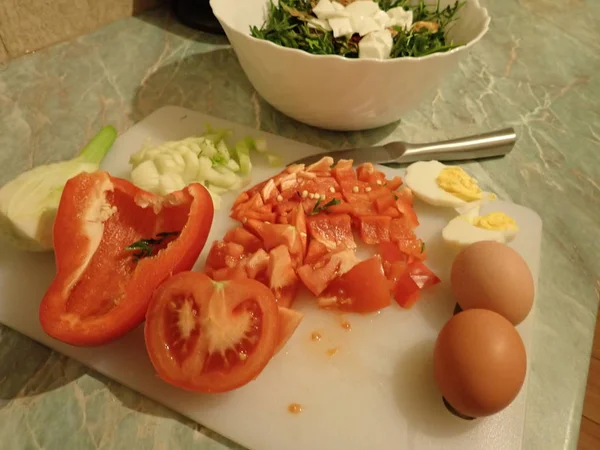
{"left": 290, "top": 128, "right": 517, "bottom": 167}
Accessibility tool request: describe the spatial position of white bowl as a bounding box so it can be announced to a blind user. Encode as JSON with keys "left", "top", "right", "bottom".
{"left": 210, "top": 0, "right": 490, "bottom": 131}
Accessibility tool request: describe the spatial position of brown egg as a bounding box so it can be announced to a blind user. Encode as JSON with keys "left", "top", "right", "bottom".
{"left": 433, "top": 309, "right": 527, "bottom": 418}
{"left": 450, "top": 241, "right": 534, "bottom": 325}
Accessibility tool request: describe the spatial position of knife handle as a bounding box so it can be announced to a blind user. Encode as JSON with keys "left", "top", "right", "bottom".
{"left": 395, "top": 128, "right": 517, "bottom": 163}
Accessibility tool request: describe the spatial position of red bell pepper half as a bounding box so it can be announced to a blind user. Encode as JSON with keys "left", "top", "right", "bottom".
{"left": 39, "top": 171, "right": 214, "bottom": 346}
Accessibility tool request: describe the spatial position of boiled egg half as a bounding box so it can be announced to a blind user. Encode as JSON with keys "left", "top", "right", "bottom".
{"left": 442, "top": 205, "right": 519, "bottom": 248}
{"left": 404, "top": 161, "right": 496, "bottom": 208}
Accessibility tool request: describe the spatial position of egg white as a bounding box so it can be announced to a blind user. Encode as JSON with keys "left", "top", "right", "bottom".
{"left": 442, "top": 207, "right": 518, "bottom": 248}
{"left": 404, "top": 161, "right": 470, "bottom": 207}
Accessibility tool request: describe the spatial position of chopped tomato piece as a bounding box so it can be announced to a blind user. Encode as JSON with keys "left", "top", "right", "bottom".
{"left": 367, "top": 186, "right": 392, "bottom": 201}
{"left": 244, "top": 248, "right": 270, "bottom": 279}
{"left": 144, "top": 272, "right": 280, "bottom": 393}
{"left": 335, "top": 159, "right": 353, "bottom": 169}
{"left": 267, "top": 245, "right": 299, "bottom": 308}
{"left": 244, "top": 220, "right": 304, "bottom": 266}
{"left": 223, "top": 227, "right": 263, "bottom": 254}
{"left": 275, "top": 201, "right": 298, "bottom": 217}
{"left": 374, "top": 194, "right": 396, "bottom": 214}
{"left": 233, "top": 191, "right": 249, "bottom": 208}
{"left": 319, "top": 256, "right": 391, "bottom": 313}
{"left": 290, "top": 204, "right": 307, "bottom": 256}
{"left": 211, "top": 265, "right": 248, "bottom": 281}
{"left": 398, "top": 239, "right": 426, "bottom": 260}
{"left": 389, "top": 218, "right": 417, "bottom": 242}
{"left": 382, "top": 206, "right": 401, "bottom": 218}
{"left": 389, "top": 261, "right": 440, "bottom": 308}
{"left": 387, "top": 176, "right": 403, "bottom": 191}
{"left": 306, "top": 156, "right": 334, "bottom": 172}
{"left": 396, "top": 187, "right": 414, "bottom": 205}
{"left": 378, "top": 241, "right": 408, "bottom": 264}
{"left": 205, "top": 241, "right": 245, "bottom": 272}
{"left": 297, "top": 249, "right": 358, "bottom": 296}
{"left": 332, "top": 166, "right": 357, "bottom": 185}
{"left": 356, "top": 163, "right": 377, "bottom": 182}
{"left": 274, "top": 307, "right": 304, "bottom": 354}
{"left": 396, "top": 199, "right": 419, "bottom": 229}
{"left": 359, "top": 216, "right": 392, "bottom": 244}
{"left": 349, "top": 201, "right": 378, "bottom": 217}
{"left": 261, "top": 178, "right": 280, "bottom": 204}
{"left": 304, "top": 239, "right": 330, "bottom": 265}
{"left": 307, "top": 213, "right": 356, "bottom": 251}
{"left": 326, "top": 202, "right": 354, "bottom": 215}
{"left": 356, "top": 163, "right": 386, "bottom": 184}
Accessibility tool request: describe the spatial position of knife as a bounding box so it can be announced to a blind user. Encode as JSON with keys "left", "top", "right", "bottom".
{"left": 290, "top": 128, "right": 517, "bottom": 167}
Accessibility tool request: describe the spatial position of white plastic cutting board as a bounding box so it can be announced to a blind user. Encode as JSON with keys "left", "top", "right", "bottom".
{"left": 0, "top": 106, "right": 542, "bottom": 450}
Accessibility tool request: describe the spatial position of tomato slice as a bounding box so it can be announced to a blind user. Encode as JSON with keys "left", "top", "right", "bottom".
{"left": 307, "top": 213, "right": 356, "bottom": 251}
{"left": 318, "top": 256, "right": 391, "bottom": 313}
{"left": 144, "top": 272, "right": 280, "bottom": 393}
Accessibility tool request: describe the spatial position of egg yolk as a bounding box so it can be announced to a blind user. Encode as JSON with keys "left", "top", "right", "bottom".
{"left": 474, "top": 212, "right": 519, "bottom": 231}
{"left": 436, "top": 167, "right": 482, "bottom": 201}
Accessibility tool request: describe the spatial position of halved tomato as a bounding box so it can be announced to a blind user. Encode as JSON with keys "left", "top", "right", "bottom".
{"left": 318, "top": 256, "right": 391, "bottom": 313}
{"left": 144, "top": 272, "right": 280, "bottom": 393}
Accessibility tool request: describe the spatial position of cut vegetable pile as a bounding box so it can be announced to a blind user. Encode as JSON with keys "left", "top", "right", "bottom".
{"left": 204, "top": 156, "right": 440, "bottom": 312}
{"left": 128, "top": 127, "right": 281, "bottom": 209}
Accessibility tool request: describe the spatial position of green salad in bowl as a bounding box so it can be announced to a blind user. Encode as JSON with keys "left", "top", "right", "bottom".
{"left": 210, "top": 0, "right": 490, "bottom": 130}
{"left": 250, "top": 0, "right": 465, "bottom": 60}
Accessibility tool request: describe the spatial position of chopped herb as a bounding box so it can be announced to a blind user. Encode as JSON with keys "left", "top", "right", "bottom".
{"left": 421, "top": 242, "right": 426, "bottom": 253}
{"left": 250, "top": 0, "right": 465, "bottom": 59}
{"left": 310, "top": 197, "right": 341, "bottom": 215}
{"left": 126, "top": 231, "right": 180, "bottom": 261}
{"left": 393, "top": 194, "right": 399, "bottom": 200}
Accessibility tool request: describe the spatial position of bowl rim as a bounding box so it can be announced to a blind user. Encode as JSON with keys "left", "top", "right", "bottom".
{"left": 210, "top": 0, "right": 491, "bottom": 64}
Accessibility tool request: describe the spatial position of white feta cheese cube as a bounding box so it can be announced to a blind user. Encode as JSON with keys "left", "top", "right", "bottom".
{"left": 358, "top": 29, "right": 393, "bottom": 59}
{"left": 373, "top": 10, "right": 391, "bottom": 28}
{"left": 331, "top": 1, "right": 346, "bottom": 11}
{"left": 329, "top": 17, "right": 354, "bottom": 38}
{"left": 387, "top": 7, "right": 413, "bottom": 30}
{"left": 345, "top": 0, "right": 381, "bottom": 17}
{"left": 313, "top": 0, "right": 348, "bottom": 19}
{"left": 351, "top": 16, "right": 381, "bottom": 36}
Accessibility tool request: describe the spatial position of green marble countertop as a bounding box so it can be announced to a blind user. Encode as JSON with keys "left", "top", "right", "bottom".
{"left": 1, "top": 2, "right": 599, "bottom": 449}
